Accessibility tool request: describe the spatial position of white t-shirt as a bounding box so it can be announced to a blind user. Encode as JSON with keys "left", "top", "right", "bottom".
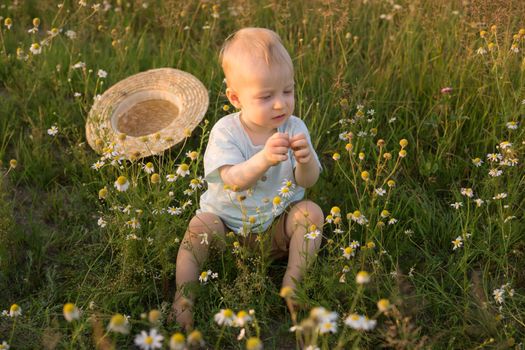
{"left": 197, "top": 112, "right": 322, "bottom": 235}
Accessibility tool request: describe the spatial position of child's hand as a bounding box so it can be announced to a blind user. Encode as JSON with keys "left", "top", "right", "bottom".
{"left": 263, "top": 132, "right": 290, "bottom": 166}
{"left": 290, "top": 133, "right": 311, "bottom": 164}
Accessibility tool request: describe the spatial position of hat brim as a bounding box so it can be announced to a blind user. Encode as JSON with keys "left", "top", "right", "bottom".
{"left": 86, "top": 68, "right": 209, "bottom": 159}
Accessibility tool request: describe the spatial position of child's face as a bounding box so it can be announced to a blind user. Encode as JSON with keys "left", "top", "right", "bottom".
{"left": 226, "top": 60, "right": 294, "bottom": 134}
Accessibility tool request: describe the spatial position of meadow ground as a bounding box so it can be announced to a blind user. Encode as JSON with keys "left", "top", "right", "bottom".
{"left": 0, "top": 0, "right": 524, "bottom": 349}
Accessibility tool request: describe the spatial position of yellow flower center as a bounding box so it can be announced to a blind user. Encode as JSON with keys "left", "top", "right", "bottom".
{"left": 200, "top": 271, "right": 208, "bottom": 279}
{"left": 64, "top": 303, "right": 75, "bottom": 313}
{"left": 180, "top": 164, "right": 189, "bottom": 171}
{"left": 273, "top": 196, "right": 281, "bottom": 205}
{"left": 188, "top": 330, "right": 202, "bottom": 342}
{"left": 377, "top": 299, "right": 390, "bottom": 312}
{"left": 246, "top": 337, "right": 262, "bottom": 350}
{"left": 151, "top": 173, "right": 160, "bottom": 183}
{"left": 145, "top": 336, "right": 153, "bottom": 344}
{"left": 117, "top": 176, "right": 127, "bottom": 185}
{"left": 353, "top": 210, "right": 361, "bottom": 218}
{"left": 237, "top": 310, "right": 247, "bottom": 319}
{"left": 344, "top": 247, "right": 353, "bottom": 255}
{"left": 111, "top": 314, "right": 125, "bottom": 326}
{"left": 172, "top": 333, "right": 185, "bottom": 343}
{"left": 224, "top": 309, "right": 233, "bottom": 318}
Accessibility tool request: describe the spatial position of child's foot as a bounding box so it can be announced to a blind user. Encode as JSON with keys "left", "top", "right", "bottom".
{"left": 169, "top": 296, "right": 194, "bottom": 332}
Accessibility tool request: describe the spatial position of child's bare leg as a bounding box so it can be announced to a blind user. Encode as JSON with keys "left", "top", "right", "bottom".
{"left": 282, "top": 200, "right": 323, "bottom": 294}
{"left": 172, "top": 212, "right": 226, "bottom": 330}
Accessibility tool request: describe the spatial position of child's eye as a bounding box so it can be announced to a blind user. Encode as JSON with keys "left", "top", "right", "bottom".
{"left": 259, "top": 95, "right": 271, "bottom": 100}
{"left": 284, "top": 90, "right": 292, "bottom": 94}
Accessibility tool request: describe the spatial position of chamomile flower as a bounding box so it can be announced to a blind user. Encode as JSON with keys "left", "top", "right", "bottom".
{"left": 471, "top": 158, "right": 483, "bottom": 167}
{"left": 114, "top": 176, "right": 130, "bottom": 192}
{"left": 126, "top": 217, "right": 140, "bottom": 229}
{"left": 28, "top": 42, "right": 44, "bottom": 55}
{"left": 349, "top": 210, "right": 368, "bottom": 225}
{"left": 97, "top": 69, "right": 108, "bottom": 78}
{"left": 388, "top": 218, "right": 398, "bottom": 225}
{"left": 305, "top": 224, "right": 321, "bottom": 240}
{"left": 486, "top": 153, "right": 502, "bottom": 162}
{"left": 488, "top": 168, "right": 503, "bottom": 177}
{"left": 474, "top": 198, "right": 484, "bottom": 207}
{"left": 356, "top": 271, "right": 370, "bottom": 284}
{"left": 319, "top": 320, "right": 338, "bottom": 334}
{"left": 4, "top": 17, "right": 13, "bottom": 30}
{"left": 476, "top": 46, "right": 487, "bottom": 55}
{"left": 377, "top": 299, "right": 391, "bottom": 313}
{"left": 341, "top": 246, "right": 355, "bottom": 259}
{"left": 134, "top": 328, "right": 164, "bottom": 350}
{"left": 492, "top": 193, "right": 507, "bottom": 200}
{"left": 189, "top": 177, "right": 204, "bottom": 190}
{"left": 493, "top": 287, "right": 505, "bottom": 304}
{"left": 506, "top": 121, "right": 518, "bottom": 130}
{"left": 65, "top": 30, "right": 77, "bottom": 39}
{"left": 63, "top": 303, "right": 80, "bottom": 322}
{"left": 97, "top": 217, "right": 107, "bottom": 227}
{"left": 0, "top": 341, "right": 9, "bottom": 349}
{"left": 460, "top": 188, "right": 474, "bottom": 198}
{"left": 167, "top": 207, "right": 182, "bottom": 216}
{"left": 214, "top": 309, "right": 235, "bottom": 326}
{"left": 72, "top": 61, "right": 86, "bottom": 69}
{"left": 452, "top": 236, "right": 463, "bottom": 250}
{"left": 246, "top": 337, "right": 263, "bottom": 350}
{"left": 282, "top": 178, "right": 296, "bottom": 190}
{"left": 234, "top": 310, "right": 252, "bottom": 327}
{"left": 375, "top": 188, "right": 386, "bottom": 196}
{"left": 9, "top": 304, "right": 21, "bottom": 317}
{"left": 176, "top": 163, "right": 190, "bottom": 177}
{"left": 91, "top": 160, "right": 105, "bottom": 170}
{"left": 344, "top": 314, "right": 376, "bottom": 331}
{"left": 186, "top": 150, "right": 199, "bottom": 160}
{"left": 272, "top": 196, "right": 283, "bottom": 215}
{"left": 310, "top": 307, "right": 338, "bottom": 323}
{"left": 199, "top": 270, "right": 212, "bottom": 283}
{"left": 278, "top": 185, "right": 293, "bottom": 199}
{"left": 143, "top": 162, "right": 155, "bottom": 174}
{"left": 108, "top": 313, "right": 130, "bottom": 334}
{"left": 187, "top": 330, "right": 205, "bottom": 347}
{"left": 330, "top": 206, "right": 341, "bottom": 217}
{"left": 166, "top": 174, "right": 177, "bottom": 182}
{"left": 47, "top": 125, "right": 59, "bottom": 136}
{"left": 450, "top": 202, "right": 463, "bottom": 209}
{"left": 169, "top": 333, "right": 185, "bottom": 350}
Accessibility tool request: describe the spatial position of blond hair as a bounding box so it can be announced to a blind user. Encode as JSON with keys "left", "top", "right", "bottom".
{"left": 219, "top": 28, "right": 293, "bottom": 84}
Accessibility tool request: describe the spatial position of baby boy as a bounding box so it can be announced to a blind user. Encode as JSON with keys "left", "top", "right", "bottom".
{"left": 172, "top": 27, "right": 324, "bottom": 331}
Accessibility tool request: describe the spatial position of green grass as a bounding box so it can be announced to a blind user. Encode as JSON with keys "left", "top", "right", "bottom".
{"left": 1, "top": 0, "right": 524, "bottom": 349}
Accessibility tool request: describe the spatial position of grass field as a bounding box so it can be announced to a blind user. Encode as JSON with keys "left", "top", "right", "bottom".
{"left": 1, "top": 0, "right": 524, "bottom": 349}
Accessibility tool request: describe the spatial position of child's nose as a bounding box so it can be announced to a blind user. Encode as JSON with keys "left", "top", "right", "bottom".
{"left": 273, "top": 96, "right": 285, "bottom": 109}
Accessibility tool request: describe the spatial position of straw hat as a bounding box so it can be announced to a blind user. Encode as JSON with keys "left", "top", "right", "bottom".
{"left": 86, "top": 68, "right": 208, "bottom": 159}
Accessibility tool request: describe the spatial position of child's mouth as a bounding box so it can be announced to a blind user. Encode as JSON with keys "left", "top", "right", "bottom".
{"left": 272, "top": 114, "right": 286, "bottom": 120}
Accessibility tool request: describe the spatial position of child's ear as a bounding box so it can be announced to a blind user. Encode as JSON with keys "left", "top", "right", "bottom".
{"left": 226, "top": 88, "right": 241, "bottom": 109}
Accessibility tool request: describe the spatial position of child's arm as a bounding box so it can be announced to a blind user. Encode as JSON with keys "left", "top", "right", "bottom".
{"left": 220, "top": 132, "right": 290, "bottom": 191}
{"left": 290, "top": 133, "right": 320, "bottom": 188}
